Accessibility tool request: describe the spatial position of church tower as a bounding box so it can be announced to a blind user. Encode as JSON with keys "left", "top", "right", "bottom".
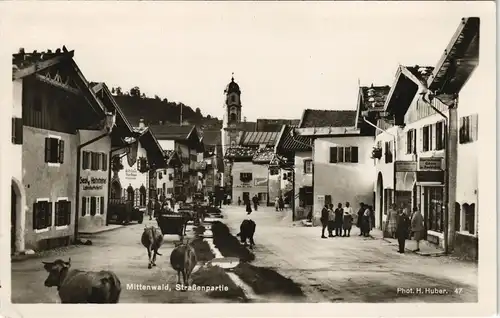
{"left": 222, "top": 74, "right": 242, "bottom": 151}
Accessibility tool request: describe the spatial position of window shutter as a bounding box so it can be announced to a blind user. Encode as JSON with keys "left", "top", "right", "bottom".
{"left": 430, "top": 124, "right": 435, "bottom": 150}
{"left": 47, "top": 201, "right": 53, "bottom": 227}
{"left": 303, "top": 160, "right": 307, "bottom": 174}
{"left": 90, "top": 197, "right": 96, "bottom": 216}
{"left": 412, "top": 129, "right": 416, "bottom": 154}
{"left": 82, "top": 197, "right": 87, "bottom": 217}
{"left": 33, "top": 202, "right": 39, "bottom": 230}
{"left": 102, "top": 153, "right": 108, "bottom": 171}
{"left": 471, "top": 114, "right": 478, "bottom": 141}
{"left": 351, "top": 147, "right": 358, "bottom": 163}
{"left": 418, "top": 127, "right": 423, "bottom": 152}
{"left": 12, "top": 117, "right": 23, "bottom": 144}
{"left": 406, "top": 131, "right": 411, "bottom": 154}
{"left": 65, "top": 201, "right": 71, "bottom": 225}
{"left": 11, "top": 117, "right": 15, "bottom": 144}
{"left": 45, "top": 138, "right": 51, "bottom": 162}
{"left": 100, "top": 196, "right": 105, "bottom": 214}
{"left": 55, "top": 201, "right": 60, "bottom": 226}
{"left": 58, "top": 140, "right": 65, "bottom": 163}
{"left": 329, "top": 147, "right": 337, "bottom": 163}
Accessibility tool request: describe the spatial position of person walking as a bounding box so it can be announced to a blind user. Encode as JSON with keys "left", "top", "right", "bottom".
{"left": 327, "top": 204, "right": 335, "bottom": 237}
{"left": 334, "top": 203, "right": 343, "bottom": 237}
{"left": 320, "top": 204, "right": 329, "bottom": 239}
{"left": 252, "top": 195, "right": 259, "bottom": 211}
{"left": 275, "top": 197, "right": 280, "bottom": 211}
{"left": 342, "top": 204, "right": 353, "bottom": 237}
{"left": 385, "top": 204, "right": 398, "bottom": 239}
{"left": 147, "top": 198, "right": 154, "bottom": 220}
{"left": 362, "top": 205, "right": 372, "bottom": 237}
{"left": 278, "top": 196, "right": 284, "bottom": 211}
{"left": 245, "top": 199, "right": 252, "bottom": 215}
{"left": 238, "top": 196, "right": 241, "bottom": 206}
{"left": 396, "top": 209, "right": 410, "bottom": 253}
{"left": 410, "top": 208, "right": 425, "bottom": 252}
{"left": 153, "top": 198, "right": 162, "bottom": 219}
{"left": 357, "top": 203, "right": 365, "bottom": 236}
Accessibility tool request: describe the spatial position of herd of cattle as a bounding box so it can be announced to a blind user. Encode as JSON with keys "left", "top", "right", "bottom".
{"left": 41, "top": 214, "right": 257, "bottom": 304}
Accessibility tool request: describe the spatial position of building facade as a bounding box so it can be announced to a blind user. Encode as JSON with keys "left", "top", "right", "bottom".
{"left": 12, "top": 48, "right": 113, "bottom": 251}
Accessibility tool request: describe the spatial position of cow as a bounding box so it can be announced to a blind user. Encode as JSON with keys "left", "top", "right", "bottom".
{"left": 141, "top": 226, "right": 164, "bottom": 269}
{"left": 42, "top": 258, "right": 121, "bottom": 303}
{"left": 170, "top": 239, "right": 197, "bottom": 287}
{"left": 236, "top": 219, "right": 256, "bottom": 249}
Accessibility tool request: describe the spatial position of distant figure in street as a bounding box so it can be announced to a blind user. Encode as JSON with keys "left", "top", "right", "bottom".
{"left": 320, "top": 204, "right": 329, "bottom": 238}
{"left": 362, "top": 205, "right": 372, "bottom": 237}
{"left": 278, "top": 196, "right": 284, "bottom": 211}
{"left": 252, "top": 195, "right": 259, "bottom": 211}
{"left": 334, "top": 203, "right": 344, "bottom": 237}
{"left": 275, "top": 197, "right": 279, "bottom": 211}
{"left": 327, "top": 204, "right": 335, "bottom": 237}
{"left": 396, "top": 209, "right": 410, "bottom": 253}
{"left": 227, "top": 194, "right": 232, "bottom": 205}
{"left": 245, "top": 200, "right": 252, "bottom": 215}
{"left": 385, "top": 204, "right": 398, "bottom": 239}
{"left": 238, "top": 196, "right": 241, "bottom": 206}
{"left": 357, "top": 203, "right": 365, "bottom": 236}
{"left": 410, "top": 208, "right": 425, "bottom": 252}
{"left": 147, "top": 199, "right": 154, "bottom": 220}
{"left": 342, "top": 202, "right": 353, "bottom": 237}
{"left": 153, "top": 198, "right": 161, "bottom": 219}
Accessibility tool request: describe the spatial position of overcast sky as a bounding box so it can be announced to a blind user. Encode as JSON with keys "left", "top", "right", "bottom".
{"left": 1, "top": 2, "right": 494, "bottom": 121}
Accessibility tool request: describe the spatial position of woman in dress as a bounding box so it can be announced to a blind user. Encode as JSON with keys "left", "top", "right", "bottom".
{"left": 342, "top": 208, "right": 353, "bottom": 237}
{"left": 411, "top": 209, "right": 425, "bottom": 252}
{"left": 362, "top": 206, "right": 372, "bottom": 237}
{"left": 385, "top": 204, "right": 398, "bottom": 239}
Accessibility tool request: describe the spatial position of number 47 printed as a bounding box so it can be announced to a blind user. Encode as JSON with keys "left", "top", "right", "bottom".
{"left": 454, "top": 288, "right": 463, "bottom": 294}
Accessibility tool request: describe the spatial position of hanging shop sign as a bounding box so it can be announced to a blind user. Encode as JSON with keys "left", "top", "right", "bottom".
{"left": 125, "top": 168, "right": 138, "bottom": 179}
{"left": 418, "top": 157, "right": 443, "bottom": 171}
{"left": 254, "top": 178, "right": 268, "bottom": 187}
{"left": 395, "top": 161, "right": 417, "bottom": 172}
{"left": 80, "top": 176, "right": 107, "bottom": 190}
{"left": 416, "top": 171, "right": 444, "bottom": 185}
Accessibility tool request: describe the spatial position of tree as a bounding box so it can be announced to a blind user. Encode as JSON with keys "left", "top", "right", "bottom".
{"left": 130, "top": 86, "right": 141, "bottom": 97}
{"left": 141, "top": 93, "right": 146, "bottom": 98}
{"left": 111, "top": 87, "right": 115, "bottom": 94}
{"left": 195, "top": 107, "right": 202, "bottom": 117}
{"left": 155, "top": 95, "right": 160, "bottom": 100}
{"left": 115, "top": 87, "right": 123, "bottom": 96}
{"left": 162, "top": 98, "right": 169, "bottom": 103}
{"left": 206, "top": 114, "right": 211, "bottom": 119}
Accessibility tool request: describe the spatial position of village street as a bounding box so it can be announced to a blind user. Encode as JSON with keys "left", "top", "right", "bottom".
{"left": 11, "top": 205, "right": 477, "bottom": 303}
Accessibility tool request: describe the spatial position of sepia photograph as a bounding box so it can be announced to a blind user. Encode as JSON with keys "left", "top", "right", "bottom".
{"left": 0, "top": 1, "right": 496, "bottom": 317}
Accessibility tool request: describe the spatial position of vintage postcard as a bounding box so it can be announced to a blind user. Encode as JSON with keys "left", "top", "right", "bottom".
{"left": 0, "top": 1, "right": 496, "bottom": 317}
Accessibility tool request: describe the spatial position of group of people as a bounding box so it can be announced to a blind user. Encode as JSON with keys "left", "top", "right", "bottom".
{"left": 274, "top": 196, "right": 285, "bottom": 211}
{"left": 320, "top": 202, "right": 375, "bottom": 239}
{"left": 384, "top": 204, "right": 425, "bottom": 253}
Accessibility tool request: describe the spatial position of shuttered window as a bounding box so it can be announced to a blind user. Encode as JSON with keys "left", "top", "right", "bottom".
{"left": 303, "top": 159, "right": 313, "bottom": 174}
{"left": 12, "top": 117, "right": 23, "bottom": 144}
{"left": 82, "top": 151, "right": 91, "bottom": 170}
{"left": 91, "top": 152, "right": 99, "bottom": 171}
{"left": 55, "top": 200, "right": 71, "bottom": 226}
{"left": 459, "top": 114, "right": 478, "bottom": 144}
{"left": 90, "top": 196, "right": 97, "bottom": 216}
{"left": 422, "top": 125, "right": 430, "bottom": 152}
{"left": 330, "top": 146, "right": 359, "bottom": 163}
{"left": 33, "top": 200, "right": 52, "bottom": 230}
{"left": 45, "top": 137, "right": 63, "bottom": 164}
{"left": 406, "top": 129, "right": 416, "bottom": 154}
{"left": 100, "top": 196, "right": 105, "bottom": 215}
{"left": 101, "top": 153, "right": 108, "bottom": 171}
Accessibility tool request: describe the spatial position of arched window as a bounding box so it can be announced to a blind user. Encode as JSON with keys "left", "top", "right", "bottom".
{"left": 463, "top": 203, "right": 475, "bottom": 235}
{"left": 231, "top": 95, "right": 236, "bottom": 103}
{"left": 230, "top": 113, "right": 237, "bottom": 122}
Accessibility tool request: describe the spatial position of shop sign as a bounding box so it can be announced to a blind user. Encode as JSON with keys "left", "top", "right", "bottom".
{"left": 254, "top": 178, "right": 267, "bottom": 187}
{"left": 416, "top": 171, "right": 444, "bottom": 184}
{"left": 125, "top": 168, "right": 138, "bottom": 179}
{"left": 419, "top": 157, "right": 443, "bottom": 170}
{"left": 395, "top": 161, "right": 417, "bottom": 172}
{"left": 80, "top": 176, "right": 107, "bottom": 190}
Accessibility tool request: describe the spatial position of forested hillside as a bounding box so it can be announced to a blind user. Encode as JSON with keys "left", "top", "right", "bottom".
{"left": 110, "top": 86, "right": 222, "bottom": 129}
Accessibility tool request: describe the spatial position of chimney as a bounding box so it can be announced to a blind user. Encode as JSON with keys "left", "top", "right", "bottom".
{"left": 139, "top": 118, "right": 145, "bottom": 129}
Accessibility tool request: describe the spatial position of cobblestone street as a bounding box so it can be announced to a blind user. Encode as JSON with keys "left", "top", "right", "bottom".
{"left": 221, "top": 205, "right": 478, "bottom": 302}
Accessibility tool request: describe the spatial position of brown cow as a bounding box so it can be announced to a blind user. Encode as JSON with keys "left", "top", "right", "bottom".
{"left": 170, "top": 239, "right": 197, "bottom": 286}
{"left": 141, "top": 226, "right": 164, "bottom": 269}
{"left": 43, "top": 258, "right": 121, "bottom": 303}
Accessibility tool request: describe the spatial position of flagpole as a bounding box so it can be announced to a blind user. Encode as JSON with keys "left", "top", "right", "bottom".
{"left": 180, "top": 103, "right": 183, "bottom": 125}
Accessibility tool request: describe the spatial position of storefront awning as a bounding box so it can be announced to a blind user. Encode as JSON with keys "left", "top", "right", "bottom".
{"left": 395, "top": 171, "right": 416, "bottom": 191}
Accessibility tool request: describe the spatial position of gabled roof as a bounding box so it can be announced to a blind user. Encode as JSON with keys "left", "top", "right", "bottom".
{"left": 252, "top": 148, "right": 275, "bottom": 164}
{"left": 149, "top": 124, "right": 196, "bottom": 141}
{"left": 299, "top": 109, "right": 357, "bottom": 128}
{"left": 275, "top": 125, "right": 312, "bottom": 153}
{"left": 405, "top": 66, "right": 435, "bottom": 85}
{"left": 163, "top": 150, "right": 181, "bottom": 166}
{"left": 240, "top": 131, "right": 279, "bottom": 146}
{"left": 12, "top": 47, "right": 105, "bottom": 117}
{"left": 92, "top": 82, "right": 135, "bottom": 136}
{"left": 135, "top": 127, "right": 167, "bottom": 169}
{"left": 256, "top": 119, "right": 300, "bottom": 131}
